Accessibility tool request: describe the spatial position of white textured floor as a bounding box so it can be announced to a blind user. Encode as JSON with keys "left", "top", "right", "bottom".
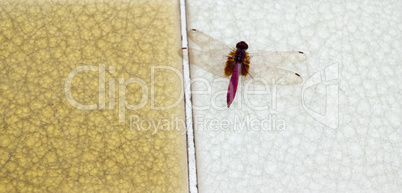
{"left": 185, "top": 0, "right": 401, "bottom": 192}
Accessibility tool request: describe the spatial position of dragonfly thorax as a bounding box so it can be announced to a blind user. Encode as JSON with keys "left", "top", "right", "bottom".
{"left": 234, "top": 41, "right": 248, "bottom": 63}
{"left": 234, "top": 49, "right": 247, "bottom": 63}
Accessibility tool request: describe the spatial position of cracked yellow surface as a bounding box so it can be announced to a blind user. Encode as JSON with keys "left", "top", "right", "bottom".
{"left": 0, "top": 0, "right": 187, "bottom": 192}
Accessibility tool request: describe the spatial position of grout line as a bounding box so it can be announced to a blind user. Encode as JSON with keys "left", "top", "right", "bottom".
{"left": 179, "top": 0, "right": 198, "bottom": 192}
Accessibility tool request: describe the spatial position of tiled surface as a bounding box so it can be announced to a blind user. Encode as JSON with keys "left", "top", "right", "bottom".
{"left": 0, "top": 0, "right": 187, "bottom": 192}
{"left": 186, "top": 0, "right": 401, "bottom": 192}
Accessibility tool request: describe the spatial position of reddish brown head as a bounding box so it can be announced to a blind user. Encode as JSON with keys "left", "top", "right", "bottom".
{"left": 236, "top": 41, "right": 248, "bottom": 50}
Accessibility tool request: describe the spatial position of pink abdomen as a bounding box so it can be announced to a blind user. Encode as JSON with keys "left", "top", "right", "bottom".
{"left": 227, "top": 62, "right": 242, "bottom": 107}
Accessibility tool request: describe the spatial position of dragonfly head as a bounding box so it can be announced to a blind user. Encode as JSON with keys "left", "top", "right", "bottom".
{"left": 236, "top": 41, "right": 248, "bottom": 50}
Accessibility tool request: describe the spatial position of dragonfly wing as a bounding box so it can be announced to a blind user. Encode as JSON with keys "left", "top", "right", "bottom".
{"left": 188, "top": 29, "right": 233, "bottom": 56}
{"left": 247, "top": 63, "right": 303, "bottom": 85}
{"left": 186, "top": 48, "right": 228, "bottom": 78}
{"left": 249, "top": 51, "right": 307, "bottom": 67}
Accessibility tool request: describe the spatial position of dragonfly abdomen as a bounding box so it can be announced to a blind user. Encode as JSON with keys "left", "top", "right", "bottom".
{"left": 227, "top": 62, "right": 242, "bottom": 107}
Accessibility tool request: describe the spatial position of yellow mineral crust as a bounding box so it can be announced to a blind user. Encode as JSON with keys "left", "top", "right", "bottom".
{"left": 0, "top": 1, "right": 187, "bottom": 192}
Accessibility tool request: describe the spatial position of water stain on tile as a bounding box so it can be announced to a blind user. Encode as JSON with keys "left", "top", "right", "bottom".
{"left": 0, "top": 0, "right": 187, "bottom": 192}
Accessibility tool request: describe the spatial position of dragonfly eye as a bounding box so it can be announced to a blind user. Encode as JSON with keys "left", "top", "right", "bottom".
{"left": 236, "top": 41, "right": 248, "bottom": 50}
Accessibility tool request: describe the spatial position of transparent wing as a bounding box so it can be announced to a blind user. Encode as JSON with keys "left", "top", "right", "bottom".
{"left": 186, "top": 29, "right": 306, "bottom": 85}
{"left": 186, "top": 48, "right": 228, "bottom": 77}
{"left": 249, "top": 50, "right": 307, "bottom": 67}
{"left": 247, "top": 63, "right": 303, "bottom": 85}
{"left": 185, "top": 48, "right": 305, "bottom": 84}
{"left": 187, "top": 29, "right": 233, "bottom": 56}
{"left": 188, "top": 29, "right": 307, "bottom": 66}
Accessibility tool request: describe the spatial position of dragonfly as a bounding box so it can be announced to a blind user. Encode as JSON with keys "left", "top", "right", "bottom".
{"left": 186, "top": 29, "right": 307, "bottom": 108}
